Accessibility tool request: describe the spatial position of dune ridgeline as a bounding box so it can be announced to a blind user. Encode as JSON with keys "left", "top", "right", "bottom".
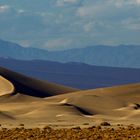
{"left": 0, "top": 66, "right": 140, "bottom": 127}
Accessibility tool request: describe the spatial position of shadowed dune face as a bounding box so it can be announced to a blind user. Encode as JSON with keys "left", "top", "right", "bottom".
{"left": 0, "top": 67, "right": 140, "bottom": 126}
{"left": 0, "top": 67, "right": 79, "bottom": 98}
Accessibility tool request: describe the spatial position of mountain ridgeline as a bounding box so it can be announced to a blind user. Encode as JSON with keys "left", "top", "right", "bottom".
{"left": 0, "top": 39, "right": 140, "bottom": 68}
{"left": 0, "top": 57, "right": 140, "bottom": 89}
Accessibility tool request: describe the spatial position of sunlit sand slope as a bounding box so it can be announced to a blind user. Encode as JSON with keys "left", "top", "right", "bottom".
{"left": 0, "top": 76, "right": 14, "bottom": 96}
{"left": 0, "top": 67, "right": 140, "bottom": 127}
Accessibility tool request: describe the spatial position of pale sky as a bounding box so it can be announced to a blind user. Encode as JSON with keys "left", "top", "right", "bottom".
{"left": 0, "top": 0, "right": 140, "bottom": 50}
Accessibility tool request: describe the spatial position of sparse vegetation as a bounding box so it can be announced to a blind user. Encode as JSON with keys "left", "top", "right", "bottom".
{"left": 19, "top": 124, "right": 24, "bottom": 127}
{"left": 100, "top": 122, "right": 111, "bottom": 126}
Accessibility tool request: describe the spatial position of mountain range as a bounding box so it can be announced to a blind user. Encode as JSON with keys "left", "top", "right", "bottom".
{"left": 0, "top": 57, "right": 140, "bottom": 89}
{"left": 0, "top": 39, "right": 140, "bottom": 68}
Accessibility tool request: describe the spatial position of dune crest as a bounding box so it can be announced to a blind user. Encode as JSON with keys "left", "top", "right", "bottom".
{"left": 0, "top": 67, "right": 79, "bottom": 98}
{"left": 0, "top": 76, "right": 14, "bottom": 96}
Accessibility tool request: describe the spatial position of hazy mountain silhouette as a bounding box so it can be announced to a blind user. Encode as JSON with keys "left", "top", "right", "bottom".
{"left": 0, "top": 39, "right": 140, "bottom": 68}
{"left": 0, "top": 57, "right": 140, "bottom": 89}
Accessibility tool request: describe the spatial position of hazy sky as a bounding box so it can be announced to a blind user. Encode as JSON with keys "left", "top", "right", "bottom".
{"left": 0, "top": 0, "right": 140, "bottom": 50}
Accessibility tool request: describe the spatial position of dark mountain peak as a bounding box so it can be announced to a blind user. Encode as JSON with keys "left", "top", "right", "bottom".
{"left": 0, "top": 57, "right": 140, "bottom": 89}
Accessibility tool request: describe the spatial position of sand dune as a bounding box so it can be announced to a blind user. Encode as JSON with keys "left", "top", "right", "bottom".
{"left": 0, "top": 67, "right": 79, "bottom": 98}
{"left": 44, "top": 83, "right": 140, "bottom": 125}
{"left": 0, "top": 76, "right": 14, "bottom": 96}
{"left": 0, "top": 67, "right": 140, "bottom": 127}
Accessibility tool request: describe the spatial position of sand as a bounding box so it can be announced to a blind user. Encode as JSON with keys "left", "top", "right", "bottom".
{"left": 0, "top": 76, "right": 14, "bottom": 96}
{"left": 0, "top": 66, "right": 140, "bottom": 139}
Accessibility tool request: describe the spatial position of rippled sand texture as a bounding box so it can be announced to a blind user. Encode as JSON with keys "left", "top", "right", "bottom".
{"left": 0, "top": 67, "right": 140, "bottom": 128}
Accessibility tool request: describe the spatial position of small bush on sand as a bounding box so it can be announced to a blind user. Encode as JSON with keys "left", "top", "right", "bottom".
{"left": 100, "top": 122, "right": 111, "bottom": 126}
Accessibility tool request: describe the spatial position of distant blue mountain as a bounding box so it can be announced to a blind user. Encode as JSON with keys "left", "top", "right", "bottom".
{"left": 0, "top": 39, "right": 49, "bottom": 59}
{"left": 0, "top": 57, "right": 140, "bottom": 89}
{"left": 0, "top": 39, "right": 140, "bottom": 68}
